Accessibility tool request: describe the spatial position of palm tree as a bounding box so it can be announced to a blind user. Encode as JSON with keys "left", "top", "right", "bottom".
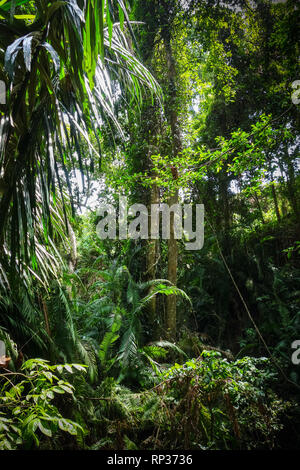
{"left": 0, "top": 0, "right": 161, "bottom": 361}
{"left": 0, "top": 0, "right": 160, "bottom": 290}
{"left": 74, "top": 261, "right": 190, "bottom": 379}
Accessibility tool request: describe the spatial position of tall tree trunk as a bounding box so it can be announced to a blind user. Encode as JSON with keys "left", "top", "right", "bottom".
{"left": 254, "top": 192, "right": 265, "bottom": 224}
{"left": 147, "top": 181, "right": 159, "bottom": 335}
{"left": 285, "top": 146, "right": 299, "bottom": 217}
{"left": 271, "top": 181, "right": 281, "bottom": 222}
{"left": 144, "top": 110, "right": 162, "bottom": 337}
{"left": 219, "top": 171, "right": 231, "bottom": 232}
{"left": 271, "top": 181, "right": 281, "bottom": 223}
{"left": 268, "top": 160, "right": 281, "bottom": 223}
{"left": 163, "top": 31, "right": 182, "bottom": 340}
{"left": 166, "top": 189, "right": 178, "bottom": 339}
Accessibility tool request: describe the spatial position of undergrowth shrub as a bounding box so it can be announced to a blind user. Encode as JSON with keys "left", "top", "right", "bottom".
{"left": 148, "top": 351, "right": 289, "bottom": 449}
{"left": 75, "top": 351, "right": 291, "bottom": 450}
{"left": 1, "top": 353, "right": 290, "bottom": 450}
{"left": 0, "top": 359, "right": 86, "bottom": 450}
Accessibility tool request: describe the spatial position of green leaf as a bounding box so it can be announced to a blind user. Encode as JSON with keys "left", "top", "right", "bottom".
{"left": 38, "top": 421, "right": 52, "bottom": 437}
{"left": 42, "top": 42, "right": 60, "bottom": 72}
{"left": 23, "top": 35, "right": 33, "bottom": 71}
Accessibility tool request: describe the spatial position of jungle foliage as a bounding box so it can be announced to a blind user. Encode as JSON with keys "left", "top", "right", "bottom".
{"left": 0, "top": 0, "right": 299, "bottom": 451}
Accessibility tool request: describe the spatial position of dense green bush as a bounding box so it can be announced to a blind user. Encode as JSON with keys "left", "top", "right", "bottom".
{"left": 72, "top": 351, "right": 291, "bottom": 450}
{"left": 0, "top": 359, "right": 86, "bottom": 450}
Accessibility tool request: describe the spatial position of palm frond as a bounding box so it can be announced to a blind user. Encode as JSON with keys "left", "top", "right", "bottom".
{"left": 0, "top": 0, "right": 161, "bottom": 290}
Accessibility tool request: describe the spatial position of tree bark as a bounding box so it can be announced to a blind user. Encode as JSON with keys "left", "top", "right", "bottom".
{"left": 163, "top": 31, "right": 182, "bottom": 341}
{"left": 147, "top": 181, "right": 159, "bottom": 334}
{"left": 285, "top": 146, "right": 299, "bottom": 218}
{"left": 270, "top": 181, "right": 281, "bottom": 223}
{"left": 166, "top": 189, "right": 178, "bottom": 339}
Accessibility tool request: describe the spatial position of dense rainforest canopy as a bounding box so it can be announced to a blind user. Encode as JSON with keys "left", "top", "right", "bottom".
{"left": 0, "top": 0, "right": 299, "bottom": 452}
